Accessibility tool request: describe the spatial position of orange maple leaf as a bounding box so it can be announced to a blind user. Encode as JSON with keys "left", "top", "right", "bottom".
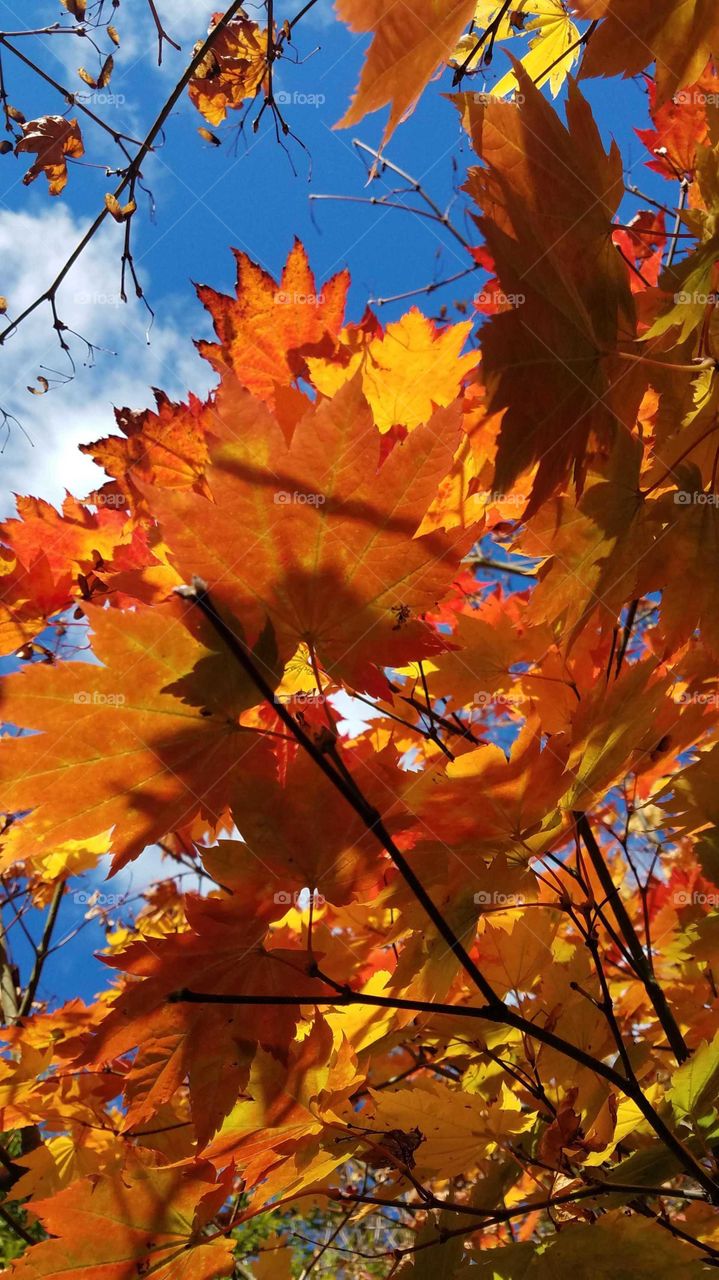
{"left": 335, "top": 0, "right": 476, "bottom": 145}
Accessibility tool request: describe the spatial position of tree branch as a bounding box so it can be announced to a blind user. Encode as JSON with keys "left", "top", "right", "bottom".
{"left": 18, "top": 879, "right": 65, "bottom": 1018}
{"left": 575, "top": 812, "right": 689, "bottom": 1065}
{"left": 172, "top": 584, "right": 719, "bottom": 1202}
{"left": 0, "top": 0, "right": 250, "bottom": 346}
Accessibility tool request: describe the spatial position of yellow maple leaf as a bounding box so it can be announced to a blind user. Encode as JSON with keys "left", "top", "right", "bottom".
{"left": 307, "top": 309, "right": 476, "bottom": 433}
{"left": 452, "top": 0, "right": 580, "bottom": 96}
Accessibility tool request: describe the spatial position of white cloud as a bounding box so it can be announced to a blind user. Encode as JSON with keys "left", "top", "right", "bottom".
{"left": 0, "top": 204, "right": 212, "bottom": 517}
{"left": 153, "top": 0, "right": 217, "bottom": 41}
{"left": 300, "top": 0, "right": 337, "bottom": 29}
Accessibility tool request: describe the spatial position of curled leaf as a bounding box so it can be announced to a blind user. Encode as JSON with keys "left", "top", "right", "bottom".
{"left": 27, "top": 376, "right": 50, "bottom": 396}
{"left": 188, "top": 14, "right": 267, "bottom": 125}
{"left": 197, "top": 126, "right": 222, "bottom": 146}
{"left": 104, "top": 193, "right": 137, "bottom": 222}
{"left": 16, "top": 116, "right": 84, "bottom": 195}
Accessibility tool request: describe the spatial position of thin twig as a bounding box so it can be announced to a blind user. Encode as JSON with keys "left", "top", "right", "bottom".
{"left": 575, "top": 813, "right": 689, "bottom": 1064}
{"left": 18, "top": 879, "right": 65, "bottom": 1018}
{"left": 146, "top": 0, "right": 181, "bottom": 64}
{"left": 353, "top": 139, "right": 474, "bottom": 255}
{"left": 666, "top": 178, "right": 690, "bottom": 269}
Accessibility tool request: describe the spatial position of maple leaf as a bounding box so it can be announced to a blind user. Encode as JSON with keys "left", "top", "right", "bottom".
{"left": 188, "top": 13, "right": 267, "bottom": 125}
{"left": 525, "top": 429, "right": 653, "bottom": 648}
{"left": 306, "top": 308, "right": 477, "bottom": 434}
{"left": 78, "top": 895, "right": 338, "bottom": 1142}
{"left": 8, "top": 1157, "right": 236, "bottom": 1280}
{"left": 669, "top": 1029, "right": 719, "bottom": 1133}
{"left": 562, "top": 659, "right": 679, "bottom": 810}
{"left": 2, "top": 494, "right": 130, "bottom": 578}
{"left": 660, "top": 739, "right": 719, "bottom": 843}
{"left": 0, "top": 547, "right": 71, "bottom": 655}
{"left": 456, "top": 67, "right": 636, "bottom": 511}
{"left": 11, "top": 1129, "right": 122, "bottom": 1201}
{"left": 0, "top": 598, "right": 278, "bottom": 871}
{"left": 419, "top": 597, "right": 553, "bottom": 709}
{"left": 638, "top": 483, "right": 719, "bottom": 657}
{"left": 211, "top": 743, "right": 398, "bottom": 907}
{"left": 16, "top": 116, "right": 84, "bottom": 195}
{"left": 637, "top": 64, "right": 719, "bottom": 180}
{"left": 204, "top": 1015, "right": 362, "bottom": 1171}
{"left": 140, "top": 374, "right": 470, "bottom": 694}
{"left": 465, "top": 1210, "right": 715, "bottom": 1275}
{"left": 356, "top": 1076, "right": 532, "bottom": 1177}
{"left": 196, "top": 241, "right": 349, "bottom": 413}
{"left": 575, "top": 0, "right": 719, "bottom": 106}
{"left": 335, "top": 0, "right": 477, "bottom": 145}
{"left": 452, "top": 0, "right": 581, "bottom": 97}
{"left": 0, "top": 494, "right": 133, "bottom": 657}
{"left": 80, "top": 391, "right": 211, "bottom": 509}
{"left": 613, "top": 211, "right": 667, "bottom": 292}
{"left": 435, "top": 718, "right": 569, "bottom": 859}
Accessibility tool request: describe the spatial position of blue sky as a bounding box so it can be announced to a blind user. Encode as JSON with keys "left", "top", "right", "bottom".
{"left": 0, "top": 1, "right": 672, "bottom": 1002}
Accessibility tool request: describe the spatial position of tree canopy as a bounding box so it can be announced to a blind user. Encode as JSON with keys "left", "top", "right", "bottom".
{"left": 2, "top": 1, "right": 719, "bottom": 1276}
